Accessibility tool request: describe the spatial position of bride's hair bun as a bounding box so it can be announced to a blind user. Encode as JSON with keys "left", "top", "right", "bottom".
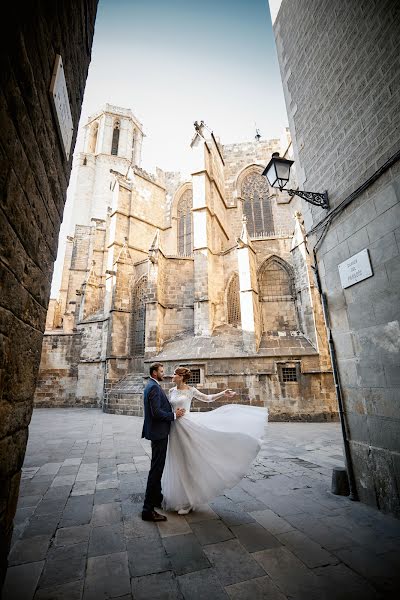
{"left": 175, "top": 366, "right": 191, "bottom": 382}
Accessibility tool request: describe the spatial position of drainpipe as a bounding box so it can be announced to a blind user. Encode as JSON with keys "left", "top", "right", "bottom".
{"left": 312, "top": 248, "right": 358, "bottom": 501}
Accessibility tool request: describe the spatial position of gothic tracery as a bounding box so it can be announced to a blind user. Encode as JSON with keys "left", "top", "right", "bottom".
{"left": 241, "top": 171, "right": 274, "bottom": 237}
{"left": 177, "top": 190, "right": 192, "bottom": 256}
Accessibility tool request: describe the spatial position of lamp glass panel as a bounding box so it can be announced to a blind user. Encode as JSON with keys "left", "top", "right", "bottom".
{"left": 275, "top": 160, "right": 291, "bottom": 183}
{"left": 266, "top": 163, "right": 278, "bottom": 187}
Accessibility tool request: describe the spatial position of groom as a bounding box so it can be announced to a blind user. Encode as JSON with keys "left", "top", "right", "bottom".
{"left": 142, "top": 362, "right": 185, "bottom": 521}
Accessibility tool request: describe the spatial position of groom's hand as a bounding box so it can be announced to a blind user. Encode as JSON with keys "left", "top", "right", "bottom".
{"left": 176, "top": 408, "right": 186, "bottom": 418}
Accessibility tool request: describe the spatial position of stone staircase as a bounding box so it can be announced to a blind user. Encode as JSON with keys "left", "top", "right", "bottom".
{"left": 103, "top": 373, "right": 145, "bottom": 416}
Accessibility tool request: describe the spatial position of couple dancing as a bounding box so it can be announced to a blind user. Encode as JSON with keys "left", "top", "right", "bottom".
{"left": 141, "top": 362, "right": 268, "bottom": 522}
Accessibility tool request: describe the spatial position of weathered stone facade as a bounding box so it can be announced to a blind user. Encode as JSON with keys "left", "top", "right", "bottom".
{"left": 272, "top": 0, "right": 400, "bottom": 515}
{"left": 0, "top": 0, "right": 98, "bottom": 587}
{"left": 36, "top": 106, "right": 337, "bottom": 423}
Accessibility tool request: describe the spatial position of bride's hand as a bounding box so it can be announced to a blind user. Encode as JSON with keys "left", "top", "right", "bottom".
{"left": 223, "top": 389, "right": 236, "bottom": 398}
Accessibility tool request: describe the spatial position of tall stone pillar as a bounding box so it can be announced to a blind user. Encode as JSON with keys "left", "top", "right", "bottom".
{"left": 103, "top": 178, "right": 133, "bottom": 388}
{"left": 145, "top": 230, "right": 165, "bottom": 355}
{"left": 291, "top": 211, "right": 331, "bottom": 368}
{"left": 237, "top": 218, "right": 261, "bottom": 353}
{"left": 190, "top": 126, "right": 227, "bottom": 336}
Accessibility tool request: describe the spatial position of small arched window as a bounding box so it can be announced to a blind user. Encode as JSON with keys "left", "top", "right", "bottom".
{"left": 177, "top": 190, "right": 192, "bottom": 256}
{"left": 241, "top": 171, "right": 274, "bottom": 237}
{"left": 111, "top": 120, "right": 120, "bottom": 156}
{"left": 227, "top": 274, "right": 241, "bottom": 326}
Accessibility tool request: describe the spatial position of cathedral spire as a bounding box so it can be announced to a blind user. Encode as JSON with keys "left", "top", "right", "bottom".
{"left": 149, "top": 229, "right": 162, "bottom": 263}
{"left": 115, "top": 237, "right": 133, "bottom": 265}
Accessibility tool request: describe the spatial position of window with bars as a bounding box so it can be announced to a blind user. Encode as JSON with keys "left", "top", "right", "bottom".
{"left": 131, "top": 277, "right": 147, "bottom": 355}
{"left": 111, "top": 121, "right": 120, "bottom": 156}
{"left": 281, "top": 367, "right": 298, "bottom": 382}
{"left": 241, "top": 171, "right": 274, "bottom": 237}
{"left": 227, "top": 274, "right": 241, "bottom": 326}
{"left": 177, "top": 190, "right": 192, "bottom": 256}
{"left": 187, "top": 369, "right": 201, "bottom": 384}
{"left": 259, "top": 259, "right": 293, "bottom": 299}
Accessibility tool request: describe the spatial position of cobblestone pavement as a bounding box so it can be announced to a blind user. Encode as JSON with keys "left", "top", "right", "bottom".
{"left": 4, "top": 409, "right": 400, "bottom": 599}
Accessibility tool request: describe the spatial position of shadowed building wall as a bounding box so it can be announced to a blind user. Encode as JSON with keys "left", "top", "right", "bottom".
{"left": 272, "top": 0, "right": 400, "bottom": 515}
{"left": 0, "top": 0, "right": 98, "bottom": 587}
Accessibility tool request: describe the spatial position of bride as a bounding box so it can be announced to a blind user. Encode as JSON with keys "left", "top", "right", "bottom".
{"left": 162, "top": 366, "right": 268, "bottom": 515}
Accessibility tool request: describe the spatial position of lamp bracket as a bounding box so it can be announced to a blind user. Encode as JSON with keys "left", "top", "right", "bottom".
{"left": 286, "top": 189, "right": 329, "bottom": 209}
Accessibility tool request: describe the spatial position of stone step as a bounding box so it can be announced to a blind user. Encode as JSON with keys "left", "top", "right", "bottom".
{"left": 110, "top": 373, "right": 144, "bottom": 393}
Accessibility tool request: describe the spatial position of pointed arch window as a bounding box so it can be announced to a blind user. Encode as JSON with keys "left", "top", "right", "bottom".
{"left": 258, "top": 257, "right": 297, "bottom": 332}
{"left": 177, "top": 190, "right": 192, "bottom": 256}
{"left": 131, "top": 276, "right": 147, "bottom": 355}
{"left": 227, "top": 273, "right": 241, "bottom": 326}
{"left": 259, "top": 259, "right": 293, "bottom": 299}
{"left": 241, "top": 171, "right": 274, "bottom": 237}
{"left": 111, "top": 120, "right": 120, "bottom": 156}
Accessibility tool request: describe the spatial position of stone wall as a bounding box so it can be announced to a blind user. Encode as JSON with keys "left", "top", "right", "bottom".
{"left": 0, "top": 1, "right": 98, "bottom": 584}
{"left": 154, "top": 354, "right": 337, "bottom": 421}
{"left": 274, "top": 0, "right": 400, "bottom": 515}
{"left": 34, "top": 334, "right": 81, "bottom": 406}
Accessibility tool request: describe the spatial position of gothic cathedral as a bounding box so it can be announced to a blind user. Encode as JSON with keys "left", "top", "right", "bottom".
{"left": 35, "top": 105, "right": 337, "bottom": 420}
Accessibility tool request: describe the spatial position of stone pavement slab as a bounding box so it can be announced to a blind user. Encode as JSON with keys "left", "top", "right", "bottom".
{"left": 203, "top": 539, "right": 265, "bottom": 586}
{"left": 162, "top": 533, "right": 211, "bottom": 575}
{"left": 3, "top": 409, "right": 400, "bottom": 599}
{"left": 177, "top": 568, "right": 228, "bottom": 599}
{"left": 83, "top": 551, "right": 131, "bottom": 599}
{"left": 3, "top": 561, "right": 44, "bottom": 600}
{"left": 127, "top": 536, "right": 171, "bottom": 577}
{"left": 131, "top": 570, "right": 182, "bottom": 599}
{"left": 33, "top": 579, "right": 84, "bottom": 600}
{"left": 225, "top": 575, "right": 287, "bottom": 600}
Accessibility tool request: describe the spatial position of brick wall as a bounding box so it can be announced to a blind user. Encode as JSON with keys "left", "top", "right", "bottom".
{"left": 0, "top": 0, "right": 97, "bottom": 585}
{"left": 274, "top": 0, "right": 400, "bottom": 515}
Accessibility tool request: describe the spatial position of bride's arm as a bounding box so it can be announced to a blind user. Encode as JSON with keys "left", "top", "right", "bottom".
{"left": 192, "top": 388, "right": 236, "bottom": 403}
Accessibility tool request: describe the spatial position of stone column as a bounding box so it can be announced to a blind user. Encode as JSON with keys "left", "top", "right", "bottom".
{"left": 237, "top": 218, "right": 261, "bottom": 353}
{"left": 291, "top": 212, "right": 332, "bottom": 368}
{"left": 145, "top": 230, "right": 165, "bottom": 355}
{"left": 191, "top": 128, "right": 219, "bottom": 337}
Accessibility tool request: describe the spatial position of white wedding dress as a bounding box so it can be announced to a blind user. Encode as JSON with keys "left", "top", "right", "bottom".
{"left": 162, "top": 387, "right": 268, "bottom": 511}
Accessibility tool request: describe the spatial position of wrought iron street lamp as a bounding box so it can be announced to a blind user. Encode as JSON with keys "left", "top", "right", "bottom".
{"left": 262, "top": 152, "right": 329, "bottom": 209}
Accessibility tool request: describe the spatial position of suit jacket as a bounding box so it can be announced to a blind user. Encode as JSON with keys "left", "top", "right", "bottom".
{"left": 142, "top": 378, "right": 174, "bottom": 441}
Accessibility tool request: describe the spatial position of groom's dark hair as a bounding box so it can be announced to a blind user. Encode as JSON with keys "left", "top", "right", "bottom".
{"left": 149, "top": 362, "right": 163, "bottom": 376}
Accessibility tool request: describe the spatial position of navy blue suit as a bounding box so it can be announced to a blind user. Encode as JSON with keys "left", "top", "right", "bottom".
{"left": 142, "top": 378, "right": 174, "bottom": 440}
{"left": 142, "top": 378, "right": 174, "bottom": 513}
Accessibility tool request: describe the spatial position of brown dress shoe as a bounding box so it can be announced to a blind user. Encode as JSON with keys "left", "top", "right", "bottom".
{"left": 142, "top": 510, "right": 167, "bottom": 522}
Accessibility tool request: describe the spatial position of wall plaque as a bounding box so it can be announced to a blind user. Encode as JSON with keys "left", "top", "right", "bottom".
{"left": 338, "top": 248, "right": 373, "bottom": 289}
{"left": 49, "top": 54, "right": 74, "bottom": 160}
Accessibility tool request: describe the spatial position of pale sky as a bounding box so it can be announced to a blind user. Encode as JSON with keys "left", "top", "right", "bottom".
{"left": 51, "top": 0, "right": 288, "bottom": 296}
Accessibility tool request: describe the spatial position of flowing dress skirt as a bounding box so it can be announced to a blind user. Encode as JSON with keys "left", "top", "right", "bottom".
{"left": 162, "top": 404, "right": 268, "bottom": 511}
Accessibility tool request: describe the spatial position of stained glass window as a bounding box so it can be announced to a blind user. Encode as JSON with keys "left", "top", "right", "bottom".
{"left": 177, "top": 190, "right": 192, "bottom": 256}
{"left": 241, "top": 171, "right": 274, "bottom": 237}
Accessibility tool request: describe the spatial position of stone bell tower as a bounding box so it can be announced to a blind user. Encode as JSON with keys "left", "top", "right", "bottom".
{"left": 72, "top": 104, "right": 144, "bottom": 225}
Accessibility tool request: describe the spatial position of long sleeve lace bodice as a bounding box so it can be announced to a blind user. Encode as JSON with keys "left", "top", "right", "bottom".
{"left": 169, "top": 386, "right": 219, "bottom": 412}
